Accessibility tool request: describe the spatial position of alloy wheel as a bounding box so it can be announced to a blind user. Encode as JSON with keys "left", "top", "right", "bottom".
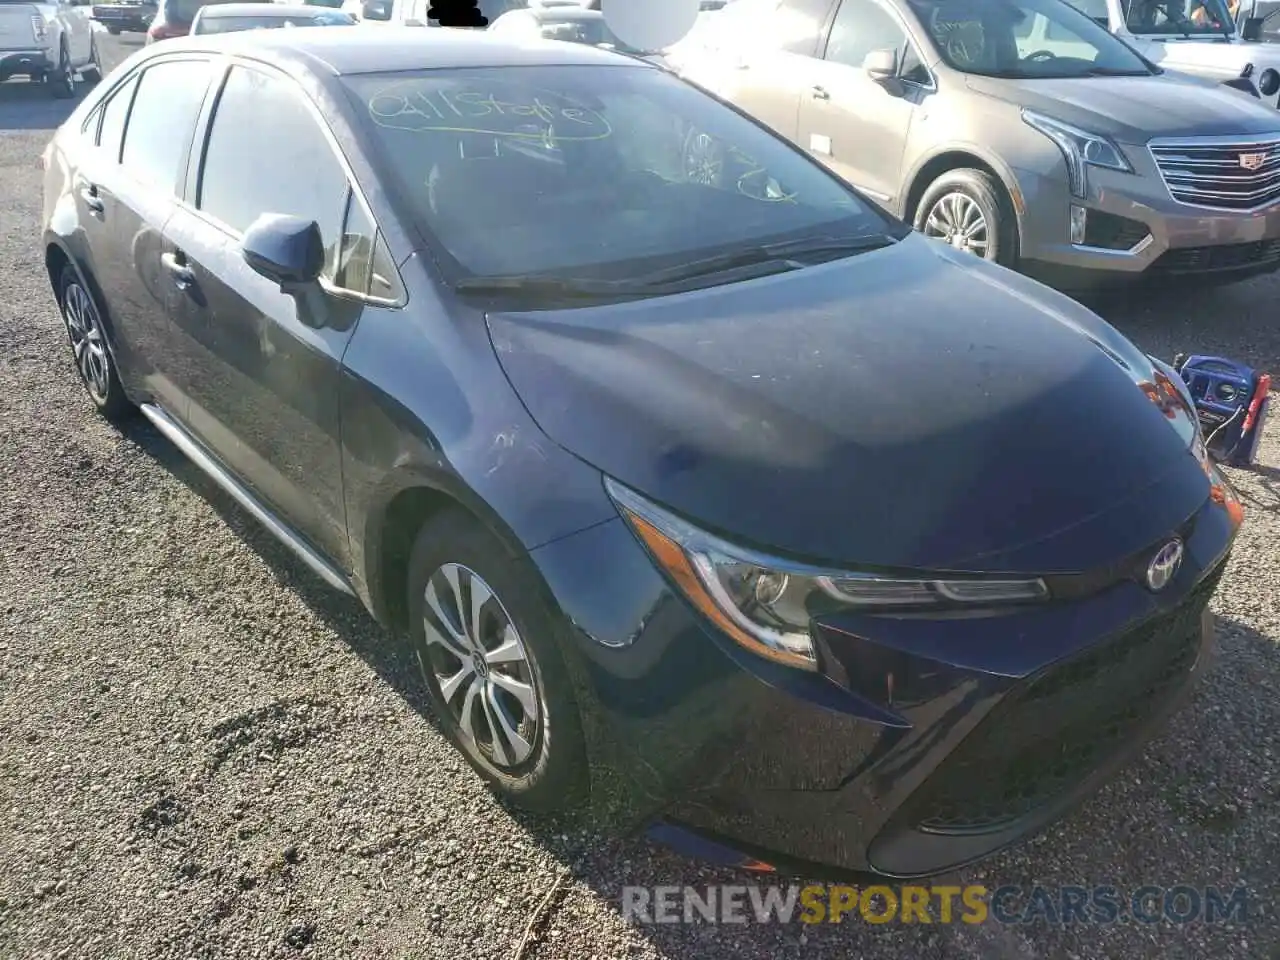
{"left": 419, "top": 563, "right": 541, "bottom": 771}
{"left": 922, "top": 191, "right": 990, "bottom": 257}
{"left": 62, "top": 281, "right": 112, "bottom": 404}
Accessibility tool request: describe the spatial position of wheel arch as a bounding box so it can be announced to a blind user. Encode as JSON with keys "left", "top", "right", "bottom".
{"left": 902, "top": 146, "right": 1026, "bottom": 230}
{"left": 362, "top": 464, "right": 554, "bottom": 636}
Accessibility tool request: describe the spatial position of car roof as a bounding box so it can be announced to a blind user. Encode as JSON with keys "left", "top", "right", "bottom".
{"left": 198, "top": 3, "right": 338, "bottom": 15}
{"left": 164, "top": 24, "right": 650, "bottom": 75}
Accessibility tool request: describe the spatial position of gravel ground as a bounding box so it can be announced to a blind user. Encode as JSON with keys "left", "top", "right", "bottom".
{"left": 1, "top": 37, "right": 1278, "bottom": 960}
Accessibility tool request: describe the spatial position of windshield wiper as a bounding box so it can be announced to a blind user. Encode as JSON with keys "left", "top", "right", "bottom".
{"left": 626, "top": 233, "right": 899, "bottom": 287}
{"left": 454, "top": 234, "right": 898, "bottom": 300}
{"left": 1085, "top": 66, "right": 1150, "bottom": 76}
{"left": 453, "top": 275, "right": 651, "bottom": 299}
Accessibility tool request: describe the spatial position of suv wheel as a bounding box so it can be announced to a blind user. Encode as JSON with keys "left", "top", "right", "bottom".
{"left": 914, "top": 168, "right": 1018, "bottom": 267}
{"left": 57, "top": 265, "right": 133, "bottom": 421}
{"left": 405, "top": 509, "right": 588, "bottom": 812}
{"left": 47, "top": 44, "right": 76, "bottom": 99}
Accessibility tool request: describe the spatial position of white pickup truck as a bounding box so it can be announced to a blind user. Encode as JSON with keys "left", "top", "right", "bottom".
{"left": 0, "top": 0, "right": 101, "bottom": 96}
{"left": 1063, "top": 0, "right": 1280, "bottom": 101}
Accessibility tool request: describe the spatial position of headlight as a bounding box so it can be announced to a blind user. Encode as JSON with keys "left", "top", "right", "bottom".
{"left": 1022, "top": 110, "right": 1132, "bottom": 199}
{"left": 605, "top": 478, "right": 1050, "bottom": 672}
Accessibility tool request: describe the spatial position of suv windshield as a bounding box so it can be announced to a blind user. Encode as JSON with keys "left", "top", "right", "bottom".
{"left": 538, "top": 16, "right": 648, "bottom": 53}
{"left": 1122, "top": 0, "right": 1237, "bottom": 34}
{"left": 907, "top": 0, "right": 1155, "bottom": 78}
{"left": 342, "top": 65, "right": 902, "bottom": 287}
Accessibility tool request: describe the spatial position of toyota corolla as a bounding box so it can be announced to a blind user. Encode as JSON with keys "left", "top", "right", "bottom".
{"left": 40, "top": 29, "right": 1242, "bottom": 877}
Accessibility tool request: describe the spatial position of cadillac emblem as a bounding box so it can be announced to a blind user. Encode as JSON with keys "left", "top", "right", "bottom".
{"left": 1239, "top": 152, "right": 1268, "bottom": 171}
{"left": 1145, "top": 539, "right": 1184, "bottom": 593}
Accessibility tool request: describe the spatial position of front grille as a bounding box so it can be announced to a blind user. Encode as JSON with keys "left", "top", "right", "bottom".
{"left": 900, "top": 565, "right": 1224, "bottom": 836}
{"left": 1150, "top": 137, "right": 1280, "bottom": 210}
{"left": 1152, "top": 238, "right": 1280, "bottom": 273}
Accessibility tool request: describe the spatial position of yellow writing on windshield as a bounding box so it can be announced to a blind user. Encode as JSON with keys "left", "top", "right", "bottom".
{"left": 368, "top": 81, "right": 613, "bottom": 141}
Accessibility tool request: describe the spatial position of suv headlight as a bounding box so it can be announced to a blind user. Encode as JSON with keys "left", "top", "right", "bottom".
{"left": 606, "top": 478, "right": 1050, "bottom": 672}
{"left": 1022, "top": 110, "right": 1131, "bottom": 199}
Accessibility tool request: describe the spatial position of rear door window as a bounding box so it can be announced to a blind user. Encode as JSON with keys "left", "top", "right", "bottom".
{"left": 119, "top": 59, "right": 214, "bottom": 193}
{"left": 97, "top": 74, "right": 140, "bottom": 162}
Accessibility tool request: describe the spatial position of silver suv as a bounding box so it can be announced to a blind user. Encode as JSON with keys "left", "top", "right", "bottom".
{"left": 668, "top": 0, "right": 1280, "bottom": 287}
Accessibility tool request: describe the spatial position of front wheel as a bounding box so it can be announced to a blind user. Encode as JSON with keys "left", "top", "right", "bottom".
{"left": 405, "top": 509, "right": 588, "bottom": 812}
{"left": 914, "top": 168, "right": 1019, "bottom": 267}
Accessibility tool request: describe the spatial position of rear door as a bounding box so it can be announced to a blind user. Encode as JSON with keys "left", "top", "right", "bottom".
{"left": 100, "top": 56, "right": 216, "bottom": 415}
{"left": 163, "top": 61, "right": 388, "bottom": 567}
{"left": 795, "top": 0, "right": 925, "bottom": 209}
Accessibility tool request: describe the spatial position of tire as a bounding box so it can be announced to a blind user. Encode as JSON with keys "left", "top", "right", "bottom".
{"left": 47, "top": 44, "right": 76, "bottom": 99}
{"left": 107, "top": 26, "right": 121, "bottom": 34}
{"left": 913, "top": 168, "right": 1019, "bottom": 268}
{"left": 57, "top": 265, "right": 134, "bottom": 422}
{"left": 405, "top": 509, "right": 588, "bottom": 812}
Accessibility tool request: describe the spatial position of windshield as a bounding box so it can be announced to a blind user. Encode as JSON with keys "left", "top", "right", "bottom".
{"left": 197, "top": 10, "right": 352, "bottom": 29}
{"left": 170, "top": 0, "right": 269, "bottom": 22}
{"left": 1122, "top": 0, "right": 1238, "bottom": 34}
{"left": 342, "top": 65, "right": 900, "bottom": 285}
{"left": 907, "top": 0, "right": 1155, "bottom": 78}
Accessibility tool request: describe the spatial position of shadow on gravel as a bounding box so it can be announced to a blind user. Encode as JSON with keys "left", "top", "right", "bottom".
{"left": 0, "top": 78, "right": 94, "bottom": 132}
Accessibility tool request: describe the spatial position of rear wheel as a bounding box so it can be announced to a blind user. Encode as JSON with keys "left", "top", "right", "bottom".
{"left": 47, "top": 44, "right": 76, "bottom": 99}
{"left": 57, "top": 265, "right": 133, "bottom": 422}
{"left": 405, "top": 509, "right": 588, "bottom": 812}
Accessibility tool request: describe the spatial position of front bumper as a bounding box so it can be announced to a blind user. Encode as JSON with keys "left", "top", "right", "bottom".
{"left": 0, "top": 50, "right": 53, "bottom": 79}
{"left": 1014, "top": 159, "right": 1280, "bottom": 285}
{"left": 531, "top": 486, "right": 1238, "bottom": 879}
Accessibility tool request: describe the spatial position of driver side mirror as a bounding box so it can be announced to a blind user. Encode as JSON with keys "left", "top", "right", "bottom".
{"left": 1243, "top": 15, "right": 1264, "bottom": 39}
{"left": 361, "top": 0, "right": 391, "bottom": 19}
{"left": 242, "top": 214, "right": 325, "bottom": 291}
{"left": 862, "top": 47, "right": 898, "bottom": 80}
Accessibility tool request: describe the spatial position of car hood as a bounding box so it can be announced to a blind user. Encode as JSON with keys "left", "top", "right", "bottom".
{"left": 487, "top": 235, "right": 1210, "bottom": 574}
{"left": 965, "top": 72, "right": 1280, "bottom": 141}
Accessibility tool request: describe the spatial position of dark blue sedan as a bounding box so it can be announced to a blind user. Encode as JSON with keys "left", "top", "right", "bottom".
{"left": 40, "top": 28, "right": 1242, "bottom": 878}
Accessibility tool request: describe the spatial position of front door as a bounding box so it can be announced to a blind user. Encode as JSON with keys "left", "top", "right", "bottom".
{"left": 796, "top": 0, "right": 923, "bottom": 210}
{"left": 163, "top": 62, "right": 366, "bottom": 568}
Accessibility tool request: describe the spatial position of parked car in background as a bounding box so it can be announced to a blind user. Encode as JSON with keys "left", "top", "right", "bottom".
{"left": 667, "top": 0, "right": 1280, "bottom": 289}
{"left": 146, "top": 0, "right": 270, "bottom": 40}
{"left": 91, "top": 0, "right": 156, "bottom": 34}
{"left": 0, "top": 0, "right": 100, "bottom": 96}
{"left": 1065, "top": 0, "right": 1280, "bottom": 101}
{"left": 41, "top": 28, "right": 1242, "bottom": 880}
{"left": 342, "top": 0, "right": 516, "bottom": 25}
{"left": 488, "top": 5, "right": 665, "bottom": 60}
{"left": 190, "top": 1, "right": 353, "bottom": 31}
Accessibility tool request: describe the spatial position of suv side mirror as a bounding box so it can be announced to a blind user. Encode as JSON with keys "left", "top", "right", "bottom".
{"left": 242, "top": 214, "right": 324, "bottom": 290}
{"left": 1243, "top": 16, "right": 1264, "bottom": 39}
{"left": 862, "top": 47, "right": 898, "bottom": 80}
{"left": 361, "top": 0, "right": 391, "bottom": 19}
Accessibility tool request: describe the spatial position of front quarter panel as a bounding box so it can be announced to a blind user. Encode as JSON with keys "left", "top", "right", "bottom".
{"left": 339, "top": 255, "right": 618, "bottom": 623}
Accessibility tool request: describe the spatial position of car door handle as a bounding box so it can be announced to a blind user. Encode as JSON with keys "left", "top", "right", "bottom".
{"left": 80, "top": 186, "right": 104, "bottom": 214}
{"left": 160, "top": 252, "right": 196, "bottom": 289}
{"left": 811, "top": 85, "right": 831, "bottom": 100}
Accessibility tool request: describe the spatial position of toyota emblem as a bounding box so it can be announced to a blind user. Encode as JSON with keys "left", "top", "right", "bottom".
{"left": 1145, "top": 539, "right": 1184, "bottom": 592}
